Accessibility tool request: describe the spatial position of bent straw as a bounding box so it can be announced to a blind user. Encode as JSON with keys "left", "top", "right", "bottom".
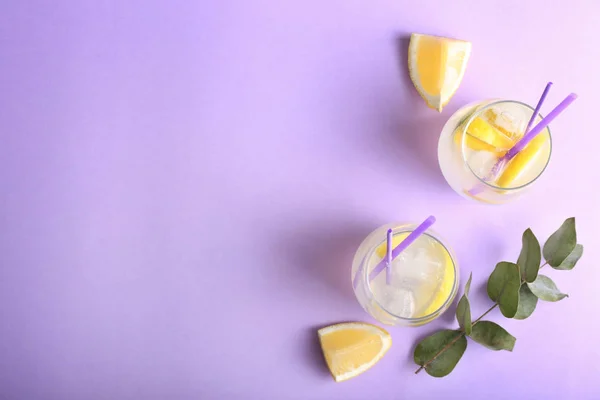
{"left": 352, "top": 216, "right": 436, "bottom": 289}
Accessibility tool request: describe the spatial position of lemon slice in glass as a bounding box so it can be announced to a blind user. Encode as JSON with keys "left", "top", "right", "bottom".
{"left": 496, "top": 133, "right": 550, "bottom": 188}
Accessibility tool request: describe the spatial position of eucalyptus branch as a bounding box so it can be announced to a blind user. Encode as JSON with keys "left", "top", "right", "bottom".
{"left": 413, "top": 218, "right": 583, "bottom": 377}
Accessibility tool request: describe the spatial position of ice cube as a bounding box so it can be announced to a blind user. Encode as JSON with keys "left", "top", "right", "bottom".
{"left": 414, "top": 247, "right": 442, "bottom": 268}
{"left": 495, "top": 110, "right": 527, "bottom": 139}
{"left": 498, "top": 111, "right": 517, "bottom": 129}
{"left": 398, "top": 240, "right": 420, "bottom": 262}
{"left": 385, "top": 288, "right": 416, "bottom": 318}
{"left": 391, "top": 243, "right": 442, "bottom": 291}
{"left": 468, "top": 150, "right": 498, "bottom": 179}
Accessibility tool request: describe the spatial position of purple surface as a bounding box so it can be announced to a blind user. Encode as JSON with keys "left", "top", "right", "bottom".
{"left": 0, "top": 1, "right": 599, "bottom": 399}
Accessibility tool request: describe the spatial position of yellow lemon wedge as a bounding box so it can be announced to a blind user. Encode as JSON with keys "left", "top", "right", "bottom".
{"left": 408, "top": 33, "right": 471, "bottom": 112}
{"left": 496, "top": 133, "right": 550, "bottom": 188}
{"left": 465, "top": 117, "right": 515, "bottom": 150}
{"left": 318, "top": 322, "right": 391, "bottom": 382}
{"left": 454, "top": 129, "right": 498, "bottom": 152}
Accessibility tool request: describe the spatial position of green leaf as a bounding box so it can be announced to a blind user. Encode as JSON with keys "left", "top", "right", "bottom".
{"left": 456, "top": 295, "right": 472, "bottom": 335}
{"left": 552, "top": 244, "right": 583, "bottom": 270}
{"left": 470, "top": 321, "right": 516, "bottom": 351}
{"left": 517, "top": 228, "right": 541, "bottom": 283}
{"left": 414, "top": 330, "right": 467, "bottom": 378}
{"left": 543, "top": 218, "right": 577, "bottom": 267}
{"left": 487, "top": 262, "right": 521, "bottom": 318}
{"left": 514, "top": 284, "right": 538, "bottom": 320}
{"left": 527, "top": 275, "right": 568, "bottom": 302}
{"left": 464, "top": 272, "right": 472, "bottom": 296}
{"left": 456, "top": 273, "right": 472, "bottom": 335}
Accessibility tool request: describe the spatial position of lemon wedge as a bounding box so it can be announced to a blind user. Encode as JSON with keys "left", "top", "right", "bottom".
{"left": 465, "top": 117, "right": 515, "bottom": 150}
{"left": 496, "top": 132, "right": 550, "bottom": 188}
{"left": 408, "top": 33, "right": 471, "bottom": 112}
{"left": 454, "top": 129, "right": 498, "bottom": 152}
{"left": 318, "top": 322, "right": 391, "bottom": 382}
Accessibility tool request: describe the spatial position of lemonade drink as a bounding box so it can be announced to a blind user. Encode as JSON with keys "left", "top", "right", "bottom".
{"left": 438, "top": 100, "right": 552, "bottom": 204}
{"left": 351, "top": 223, "right": 458, "bottom": 326}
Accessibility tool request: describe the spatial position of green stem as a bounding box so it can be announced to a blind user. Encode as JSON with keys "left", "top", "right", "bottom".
{"left": 472, "top": 303, "right": 498, "bottom": 325}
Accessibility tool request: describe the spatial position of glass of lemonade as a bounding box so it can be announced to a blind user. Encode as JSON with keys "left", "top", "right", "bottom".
{"left": 438, "top": 100, "right": 552, "bottom": 204}
{"left": 351, "top": 222, "right": 459, "bottom": 327}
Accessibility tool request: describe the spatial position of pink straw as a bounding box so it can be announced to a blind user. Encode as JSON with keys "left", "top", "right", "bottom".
{"left": 352, "top": 216, "right": 436, "bottom": 289}
{"left": 385, "top": 229, "right": 393, "bottom": 284}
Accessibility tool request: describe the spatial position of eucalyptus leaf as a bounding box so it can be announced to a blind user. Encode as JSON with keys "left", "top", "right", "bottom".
{"left": 456, "top": 295, "right": 472, "bottom": 335}
{"left": 487, "top": 262, "right": 520, "bottom": 318}
{"left": 543, "top": 218, "right": 577, "bottom": 267}
{"left": 456, "top": 273, "right": 473, "bottom": 334}
{"left": 527, "top": 275, "right": 568, "bottom": 302}
{"left": 552, "top": 244, "right": 583, "bottom": 270}
{"left": 470, "top": 321, "right": 516, "bottom": 351}
{"left": 514, "top": 284, "right": 538, "bottom": 320}
{"left": 414, "top": 330, "right": 467, "bottom": 378}
{"left": 464, "top": 272, "right": 472, "bottom": 296}
{"left": 517, "top": 228, "right": 541, "bottom": 283}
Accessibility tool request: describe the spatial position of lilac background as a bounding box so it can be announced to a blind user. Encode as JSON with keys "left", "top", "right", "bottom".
{"left": 1, "top": 1, "right": 599, "bottom": 399}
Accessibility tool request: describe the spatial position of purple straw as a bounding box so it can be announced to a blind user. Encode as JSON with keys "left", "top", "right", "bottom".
{"left": 503, "top": 92, "right": 577, "bottom": 161}
{"left": 523, "top": 82, "right": 553, "bottom": 136}
{"left": 385, "top": 229, "right": 393, "bottom": 284}
{"left": 352, "top": 216, "right": 436, "bottom": 289}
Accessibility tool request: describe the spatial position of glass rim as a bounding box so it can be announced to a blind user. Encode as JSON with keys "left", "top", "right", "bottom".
{"left": 460, "top": 99, "right": 553, "bottom": 192}
{"left": 362, "top": 225, "right": 459, "bottom": 323}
